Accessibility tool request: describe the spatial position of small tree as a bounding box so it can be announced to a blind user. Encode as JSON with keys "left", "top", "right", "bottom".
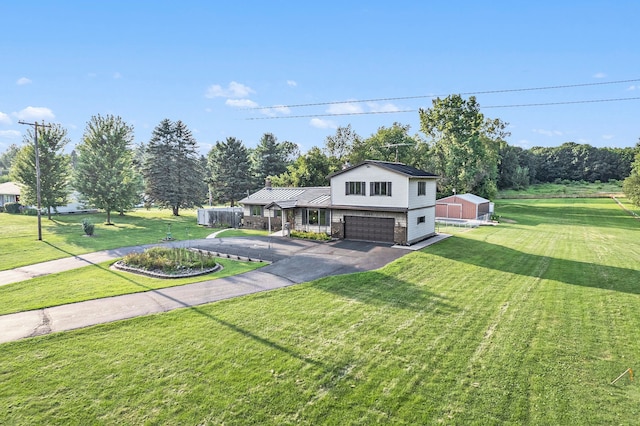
{"left": 10, "top": 124, "right": 72, "bottom": 219}
{"left": 623, "top": 141, "right": 640, "bottom": 206}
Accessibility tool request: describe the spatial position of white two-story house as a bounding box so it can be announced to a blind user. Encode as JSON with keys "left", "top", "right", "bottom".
{"left": 328, "top": 160, "right": 438, "bottom": 245}
{"left": 239, "top": 160, "right": 438, "bottom": 245}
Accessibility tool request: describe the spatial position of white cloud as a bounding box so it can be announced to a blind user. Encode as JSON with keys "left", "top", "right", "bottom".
{"left": 0, "top": 112, "right": 11, "bottom": 125}
{"left": 206, "top": 81, "right": 255, "bottom": 98}
{"left": 593, "top": 72, "right": 607, "bottom": 79}
{"left": 13, "top": 106, "right": 55, "bottom": 121}
{"left": 261, "top": 105, "right": 291, "bottom": 117}
{"left": 628, "top": 85, "right": 637, "bottom": 91}
{"left": 532, "top": 128, "right": 563, "bottom": 137}
{"left": 602, "top": 134, "right": 614, "bottom": 140}
{"left": 327, "top": 101, "right": 363, "bottom": 115}
{"left": 113, "top": 72, "right": 122, "bottom": 79}
{"left": 287, "top": 80, "right": 297, "bottom": 87}
{"left": 205, "top": 108, "right": 213, "bottom": 113}
{"left": 226, "top": 99, "right": 259, "bottom": 108}
{"left": 0, "top": 130, "right": 21, "bottom": 139}
{"left": 366, "top": 102, "right": 400, "bottom": 113}
{"left": 310, "top": 118, "right": 337, "bottom": 129}
{"left": 16, "top": 77, "right": 32, "bottom": 85}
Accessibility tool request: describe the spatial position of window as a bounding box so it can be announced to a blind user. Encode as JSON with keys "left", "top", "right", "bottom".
{"left": 250, "top": 205, "right": 262, "bottom": 216}
{"left": 370, "top": 181, "right": 392, "bottom": 196}
{"left": 418, "top": 181, "right": 426, "bottom": 196}
{"left": 417, "top": 216, "right": 426, "bottom": 224}
{"left": 273, "top": 209, "right": 282, "bottom": 218}
{"left": 346, "top": 181, "right": 366, "bottom": 195}
{"left": 303, "top": 209, "right": 328, "bottom": 226}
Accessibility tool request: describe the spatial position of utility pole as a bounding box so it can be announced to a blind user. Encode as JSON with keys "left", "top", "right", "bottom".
{"left": 18, "top": 120, "right": 52, "bottom": 241}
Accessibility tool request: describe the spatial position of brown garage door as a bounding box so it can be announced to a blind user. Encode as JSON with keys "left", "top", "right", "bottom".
{"left": 344, "top": 216, "right": 395, "bottom": 243}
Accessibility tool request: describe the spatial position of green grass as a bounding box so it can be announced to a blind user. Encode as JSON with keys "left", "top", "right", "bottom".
{"left": 0, "top": 209, "right": 219, "bottom": 271}
{"left": 214, "top": 228, "right": 270, "bottom": 238}
{"left": 0, "top": 257, "right": 265, "bottom": 316}
{"left": 1, "top": 198, "right": 640, "bottom": 424}
{"left": 497, "top": 180, "right": 623, "bottom": 199}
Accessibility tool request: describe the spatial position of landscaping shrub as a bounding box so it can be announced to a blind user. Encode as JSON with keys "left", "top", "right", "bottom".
{"left": 122, "top": 247, "right": 218, "bottom": 273}
{"left": 4, "top": 202, "right": 21, "bottom": 214}
{"left": 22, "top": 208, "right": 38, "bottom": 216}
{"left": 290, "top": 230, "right": 331, "bottom": 241}
{"left": 82, "top": 219, "right": 95, "bottom": 236}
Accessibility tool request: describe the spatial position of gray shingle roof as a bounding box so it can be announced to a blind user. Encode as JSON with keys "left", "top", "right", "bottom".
{"left": 328, "top": 160, "right": 438, "bottom": 178}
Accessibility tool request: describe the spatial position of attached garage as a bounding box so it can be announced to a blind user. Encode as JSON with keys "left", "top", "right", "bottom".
{"left": 344, "top": 215, "right": 395, "bottom": 243}
{"left": 436, "top": 193, "right": 490, "bottom": 220}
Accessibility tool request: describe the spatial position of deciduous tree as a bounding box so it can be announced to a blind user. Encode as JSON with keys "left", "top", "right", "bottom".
{"left": 10, "top": 125, "right": 72, "bottom": 219}
{"left": 73, "top": 115, "right": 139, "bottom": 224}
{"left": 419, "top": 95, "right": 507, "bottom": 198}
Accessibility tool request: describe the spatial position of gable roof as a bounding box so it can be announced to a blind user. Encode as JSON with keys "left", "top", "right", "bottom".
{"left": 328, "top": 160, "right": 438, "bottom": 179}
{"left": 437, "top": 193, "right": 490, "bottom": 205}
{"left": 0, "top": 181, "right": 21, "bottom": 195}
{"left": 239, "top": 186, "right": 331, "bottom": 208}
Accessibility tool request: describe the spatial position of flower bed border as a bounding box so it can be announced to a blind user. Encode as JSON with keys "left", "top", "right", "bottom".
{"left": 112, "top": 260, "right": 222, "bottom": 279}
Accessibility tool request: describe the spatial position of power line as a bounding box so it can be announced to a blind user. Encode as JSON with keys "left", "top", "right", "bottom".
{"left": 245, "top": 96, "right": 640, "bottom": 120}
{"left": 247, "top": 78, "right": 640, "bottom": 111}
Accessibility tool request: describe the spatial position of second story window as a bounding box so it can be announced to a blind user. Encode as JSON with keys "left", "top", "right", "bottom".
{"left": 418, "top": 181, "right": 426, "bottom": 196}
{"left": 370, "top": 181, "right": 392, "bottom": 196}
{"left": 346, "top": 181, "right": 366, "bottom": 195}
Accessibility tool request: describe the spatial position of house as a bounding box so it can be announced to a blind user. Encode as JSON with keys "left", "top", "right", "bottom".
{"left": 239, "top": 184, "right": 331, "bottom": 234}
{"left": 328, "top": 160, "right": 438, "bottom": 245}
{"left": 435, "top": 193, "right": 491, "bottom": 220}
{"left": 0, "top": 181, "right": 20, "bottom": 207}
{"left": 239, "top": 160, "right": 439, "bottom": 245}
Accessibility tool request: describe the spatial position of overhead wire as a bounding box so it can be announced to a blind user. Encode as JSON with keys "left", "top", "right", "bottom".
{"left": 246, "top": 96, "right": 640, "bottom": 120}
{"left": 246, "top": 78, "right": 640, "bottom": 111}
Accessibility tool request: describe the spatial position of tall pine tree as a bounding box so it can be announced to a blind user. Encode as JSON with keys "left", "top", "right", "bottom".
{"left": 143, "top": 119, "right": 205, "bottom": 215}
{"left": 207, "top": 137, "right": 252, "bottom": 206}
{"left": 250, "top": 133, "right": 298, "bottom": 188}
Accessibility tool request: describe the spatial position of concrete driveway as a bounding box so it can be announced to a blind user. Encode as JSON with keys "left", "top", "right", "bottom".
{"left": 0, "top": 237, "right": 408, "bottom": 343}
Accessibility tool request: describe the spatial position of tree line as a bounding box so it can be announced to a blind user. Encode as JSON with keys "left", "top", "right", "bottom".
{"left": 2, "top": 94, "right": 640, "bottom": 218}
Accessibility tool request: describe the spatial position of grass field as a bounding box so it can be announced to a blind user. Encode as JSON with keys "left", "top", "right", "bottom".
{"left": 1, "top": 198, "right": 640, "bottom": 424}
{"left": 496, "top": 180, "right": 623, "bottom": 199}
{"left": 0, "top": 209, "right": 219, "bottom": 271}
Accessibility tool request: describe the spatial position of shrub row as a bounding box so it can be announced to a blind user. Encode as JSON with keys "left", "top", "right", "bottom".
{"left": 290, "top": 230, "right": 331, "bottom": 241}
{"left": 122, "top": 247, "right": 218, "bottom": 273}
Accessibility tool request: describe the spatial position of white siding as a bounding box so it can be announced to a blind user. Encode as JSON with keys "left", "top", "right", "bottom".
{"left": 407, "top": 206, "right": 436, "bottom": 243}
{"left": 331, "top": 164, "right": 409, "bottom": 208}
{"left": 407, "top": 179, "right": 437, "bottom": 209}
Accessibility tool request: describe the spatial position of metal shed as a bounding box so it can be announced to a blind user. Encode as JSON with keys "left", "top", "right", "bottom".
{"left": 435, "top": 193, "right": 491, "bottom": 220}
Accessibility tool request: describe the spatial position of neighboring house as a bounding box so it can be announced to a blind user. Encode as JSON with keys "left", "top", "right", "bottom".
{"left": 435, "top": 193, "right": 491, "bottom": 220}
{"left": 239, "top": 160, "right": 439, "bottom": 245}
{"left": 0, "top": 181, "right": 21, "bottom": 207}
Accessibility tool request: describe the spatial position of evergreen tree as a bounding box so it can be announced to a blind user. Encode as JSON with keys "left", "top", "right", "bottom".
{"left": 207, "top": 137, "right": 252, "bottom": 206}
{"left": 10, "top": 124, "right": 72, "bottom": 219}
{"left": 143, "top": 119, "right": 205, "bottom": 215}
{"left": 250, "top": 133, "right": 298, "bottom": 188}
{"left": 73, "top": 115, "right": 138, "bottom": 224}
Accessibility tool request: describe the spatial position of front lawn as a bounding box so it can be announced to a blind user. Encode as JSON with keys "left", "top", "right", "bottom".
{"left": 1, "top": 198, "right": 639, "bottom": 424}
{"left": 0, "top": 209, "right": 218, "bottom": 271}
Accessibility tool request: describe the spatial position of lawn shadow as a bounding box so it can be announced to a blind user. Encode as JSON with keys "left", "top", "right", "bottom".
{"left": 429, "top": 237, "right": 640, "bottom": 295}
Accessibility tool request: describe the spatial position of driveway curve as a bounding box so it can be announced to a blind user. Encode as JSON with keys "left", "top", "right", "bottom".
{"left": 0, "top": 237, "right": 408, "bottom": 343}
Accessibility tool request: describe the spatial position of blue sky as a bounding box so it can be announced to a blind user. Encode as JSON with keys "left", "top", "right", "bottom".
{"left": 1, "top": 1, "right": 639, "bottom": 156}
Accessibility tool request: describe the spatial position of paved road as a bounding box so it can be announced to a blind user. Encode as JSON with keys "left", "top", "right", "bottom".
{"left": 0, "top": 236, "right": 448, "bottom": 343}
